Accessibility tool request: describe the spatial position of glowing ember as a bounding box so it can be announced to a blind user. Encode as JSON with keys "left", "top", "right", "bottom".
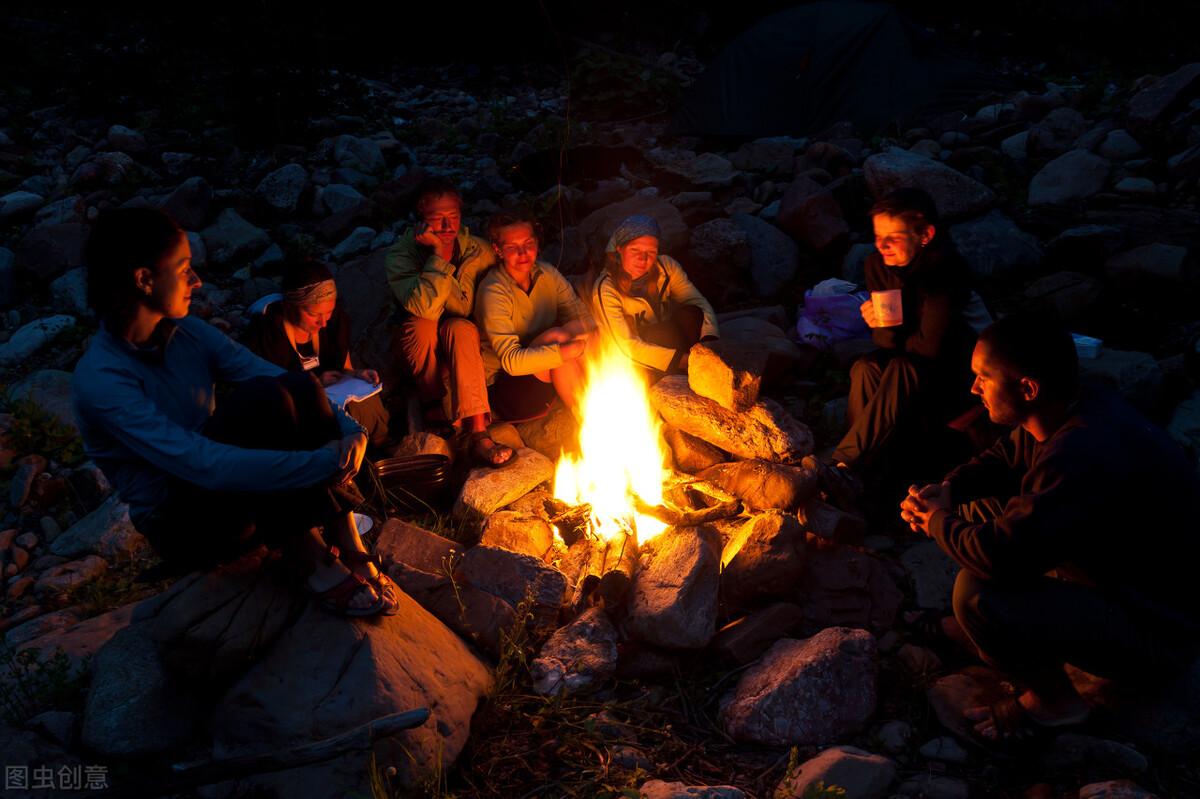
{"left": 553, "top": 340, "right": 670, "bottom": 543}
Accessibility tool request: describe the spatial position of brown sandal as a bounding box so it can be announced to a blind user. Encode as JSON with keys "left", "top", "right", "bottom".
{"left": 307, "top": 551, "right": 387, "bottom": 618}
{"left": 339, "top": 549, "right": 400, "bottom": 615}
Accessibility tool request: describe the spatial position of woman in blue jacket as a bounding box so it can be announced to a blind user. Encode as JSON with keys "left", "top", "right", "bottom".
{"left": 72, "top": 208, "right": 396, "bottom": 617}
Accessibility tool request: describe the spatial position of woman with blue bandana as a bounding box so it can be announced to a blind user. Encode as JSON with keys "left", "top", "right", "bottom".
{"left": 590, "top": 214, "right": 719, "bottom": 374}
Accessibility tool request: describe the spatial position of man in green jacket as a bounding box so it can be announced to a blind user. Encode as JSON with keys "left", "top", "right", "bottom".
{"left": 385, "top": 178, "right": 511, "bottom": 466}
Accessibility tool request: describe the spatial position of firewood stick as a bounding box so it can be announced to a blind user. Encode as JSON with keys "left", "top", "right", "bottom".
{"left": 633, "top": 496, "right": 742, "bottom": 526}
{"left": 598, "top": 531, "right": 638, "bottom": 608}
{"left": 549, "top": 502, "right": 592, "bottom": 546}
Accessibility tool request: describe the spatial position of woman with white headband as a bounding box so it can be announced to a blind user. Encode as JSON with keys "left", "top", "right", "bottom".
{"left": 243, "top": 257, "right": 390, "bottom": 450}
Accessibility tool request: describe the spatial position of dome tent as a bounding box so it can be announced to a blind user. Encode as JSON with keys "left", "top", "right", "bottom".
{"left": 673, "top": 1, "right": 1004, "bottom": 138}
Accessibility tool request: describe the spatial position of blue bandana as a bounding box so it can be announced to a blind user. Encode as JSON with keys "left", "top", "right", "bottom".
{"left": 605, "top": 215, "right": 662, "bottom": 253}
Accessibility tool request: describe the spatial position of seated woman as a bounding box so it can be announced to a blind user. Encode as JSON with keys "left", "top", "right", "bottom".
{"left": 475, "top": 211, "right": 590, "bottom": 422}
{"left": 242, "top": 257, "right": 390, "bottom": 452}
{"left": 591, "top": 214, "right": 719, "bottom": 374}
{"left": 831, "top": 188, "right": 978, "bottom": 477}
{"left": 72, "top": 208, "right": 399, "bottom": 618}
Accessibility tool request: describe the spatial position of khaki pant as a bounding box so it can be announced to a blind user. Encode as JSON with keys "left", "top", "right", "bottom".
{"left": 395, "top": 316, "right": 490, "bottom": 422}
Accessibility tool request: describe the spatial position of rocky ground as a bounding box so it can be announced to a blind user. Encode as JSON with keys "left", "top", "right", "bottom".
{"left": 1, "top": 19, "right": 1200, "bottom": 799}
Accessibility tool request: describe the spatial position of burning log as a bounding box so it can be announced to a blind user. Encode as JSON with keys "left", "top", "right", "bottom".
{"left": 597, "top": 531, "right": 638, "bottom": 608}
{"left": 633, "top": 495, "right": 742, "bottom": 527}
{"left": 558, "top": 528, "right": 640, "bottom": 613}
{"left": 549, "top": 502, "right": 592, "bottom": 547}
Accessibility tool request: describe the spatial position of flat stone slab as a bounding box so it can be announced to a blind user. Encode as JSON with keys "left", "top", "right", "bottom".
{"left": 453, "top": 448, "right": 554, "bottom": 522}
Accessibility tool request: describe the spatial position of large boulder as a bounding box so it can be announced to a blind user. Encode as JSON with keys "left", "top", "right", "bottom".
{"left": 16, "top": 222, "right": 88, "bottom": 282}
{"left": 1105, "top": 243, "right": 1189, "bottom": 282}
{"left": 578, "top": 195, "right": 688, "bottom": 267}
{"left": 374, "top": 518, "right": 460, "bottom": 574}
{"left": 332, "top": 134, "right": 387, "bottom": 174}
{"left": 718, "top": 316, "right": 814, "bottom": 375}
{"left": 775, "top": 177, "right": 850, "bottom": 252}
{"left": 210, "top": 591, "right": 493, "bottom": 795}
{"left": 949, "top": 210, "right": 1044, "bottom": 281}
{"left": 774, "top": 745, "right": 896, "bottom": 799}
{"left": 255, "top": 163, "right": 309, "bottom": 214}
{"left": 515, "top": 401, "right": 579, "bottom": 463}
{"left": 530, "top": 606, "right": 618, "bottom": 696}
{"left": 200, "top": 208, "right": 271, "bottom": 266}
{"left": 50, "top": 267, "right": 90, "bottom": 317}
{"left": 650, "top": 375, "right": 813, "bottom": 463}
{"left": 456, "top": 545, "right": 568, "bottom": 628}
{"left": 720, "top": 511, "right": 806, "bottom": 607}
{"left": 452, "top": 447, "right": 555, "bottom": 522}
{"left": 1128, "top": 63, "right": 1200, "bottom": 128}
{"left": 160, "top": 176, "right": 213, "bottom": 230}
{"left": 626, "top": 525, "right": 721, "bottom": 650}
{"left": 688, "top": 218, "right": 751, "bottom": 274}
{"left": 8, "top": 369, "right": 78, "bottom": 434}
{"left": 50, "top": 494, "right": 148, "bottom": 559}
{"left": 730, "top": 213, "right": 799, "bottom": 297}
{"left": 389, "top": 563, "right": 516, "bottom": 656}
{"left": 688, "top": 341, "right": 767, "bottom": 412}
{"left": 149, "top": 556, "right": 308, "bottom": 686}
{"left": 1028, "top": 149, "right": 1110, "bottom": 206}
{"left": 479, "top": 510, "right": 555, "bottom": 561}
{"left": 663, "top": 425, "right": 728, "bottom": 474}
{"left": 800, "top": 548, "right": 902, "bottom": 634}
{"left": 899, "top": 540, "right": 960, "bottom": 611}
{"left": 713, "top": 603, "right": 806, "bottom": 665}
{"left": 720, "top": 627, "right": 878, "bottom": 745}
{"left": 1079, "top": 349, "right": 1164, "bottom": 411}
{"left": 0, "top": 190, "right": 45, "bottom": 222}
{"left": 0, "top": 315, "right": 75, "bottom": 367}
{"left": 863, "top": 148, "right": 995, "bottom": 220}
{"left": 700, "top": 459, "right": 818, "bottom": 512}
{"left": 647, "top": 148, "right": 738, "bottom": 188}
{"left": 81, "top": 623, "right": 197, "bottom": 756}
{"left": 16, "top": 599, "right": 142, "bottom": 677}
{"left": 1027, "top": 107, "right": 1089, "bottom": 157}
{"left": 333, "top": 247, "right": 393, "bottom": 371}
{"left": 1024, "top": 271, "right": 1102, "bottom": 323}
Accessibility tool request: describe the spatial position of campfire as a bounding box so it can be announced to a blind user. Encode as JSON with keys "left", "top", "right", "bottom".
{"left": 549, "top": 341, "right": 744, "bottom": 612}
{"left": 551, "top": 340, "right": 670, "bottom": 546}
{"left": 549, "top": 341, "right": 668, "bottom": 610}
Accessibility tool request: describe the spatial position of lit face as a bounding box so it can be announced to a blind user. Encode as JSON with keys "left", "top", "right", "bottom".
{"left": 493, "top": 223, "right": 539, "bottom": 275}
{"left": 421, "top": 194, "right": 462, "bottom": 246}
{"left": 288, "top": 297, "right": 337, "bottom": 336}
{"left": 147, "top": 233, "right": 200, "bottom": 319}
{"left": 970, "top": 340, "right": 1029, "bottom": 426}
{"left": 873, "top": 213, "right": 932, "bottom": 267}
{"left": 617, "top": 235, "right": 659, "bottom": 281}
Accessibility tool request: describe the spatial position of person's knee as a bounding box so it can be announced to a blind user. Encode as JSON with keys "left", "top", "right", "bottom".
{"left": 951, "top": 569, "right": 989, "bottom": 631}
{"left": 398, "top": 316, "right": 439, "bottom": 352}
{"left": 440, "top": 317, "right": 481, "bottom": 347}
{"left": 849, "top": 354, "right": 880, "bottom": 383}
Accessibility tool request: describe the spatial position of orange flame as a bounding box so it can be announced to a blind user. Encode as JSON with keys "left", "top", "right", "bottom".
{"left": 553, "top": 339, "right": 670, "bottom": 543}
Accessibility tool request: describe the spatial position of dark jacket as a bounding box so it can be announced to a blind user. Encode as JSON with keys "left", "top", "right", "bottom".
{"left": 931, "top": 388, "right": 1200, "bottom": 631}
{"left": 865, "top": 240, "right": 976, "bottom": 371}
{"left": 241, "top": 303, "right": 351, "bottom": 375}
